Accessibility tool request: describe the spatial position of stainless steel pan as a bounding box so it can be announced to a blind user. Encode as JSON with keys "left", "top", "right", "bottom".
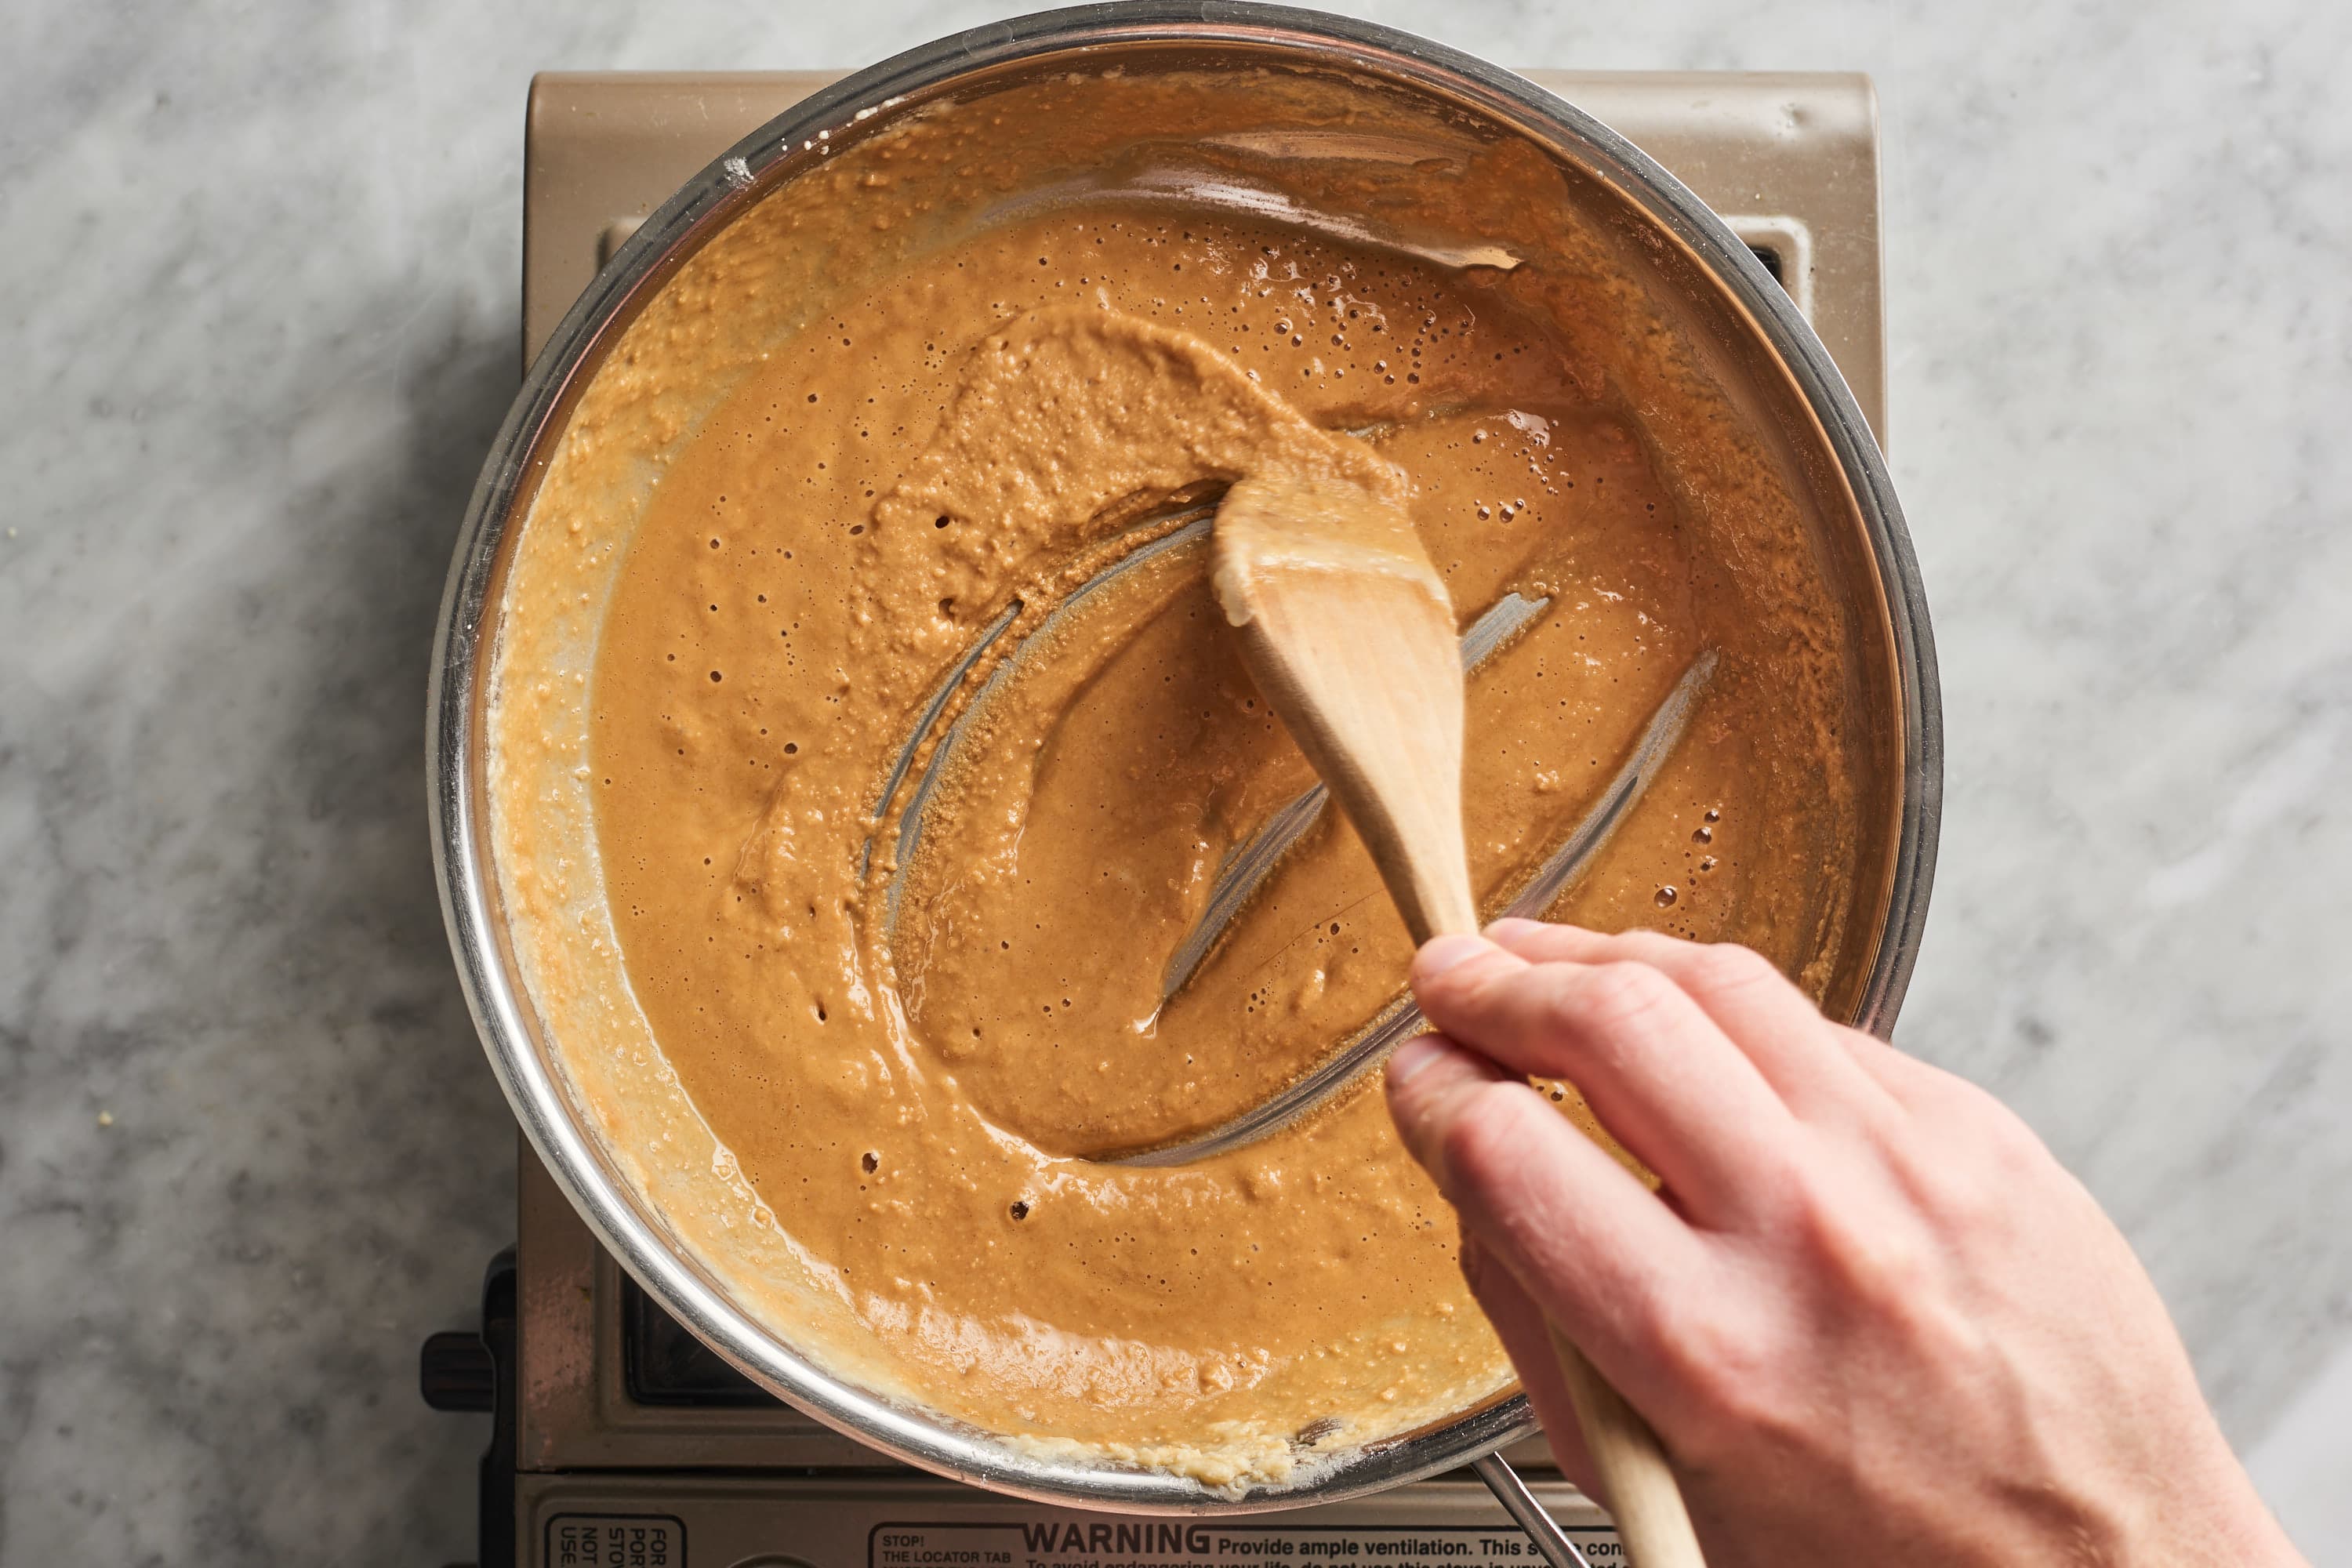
{"left": 430, "top": 0, "right": 1940, "bottom": 1535}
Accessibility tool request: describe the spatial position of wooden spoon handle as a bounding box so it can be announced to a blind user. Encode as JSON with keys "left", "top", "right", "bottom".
{"left": 1204, "top": 470, "right": 1700, "bottom": 1564}
{"left": 1548, "top": 1325, "right": 1706, "bottom": 1568}
{"left": 1416, "top": 923, "right": 1704, "bottom": 1566}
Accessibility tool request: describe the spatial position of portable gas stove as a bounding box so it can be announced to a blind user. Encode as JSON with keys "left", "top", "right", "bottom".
{"left": 419, "top": 67, "right": 1886, "bottom": 1568}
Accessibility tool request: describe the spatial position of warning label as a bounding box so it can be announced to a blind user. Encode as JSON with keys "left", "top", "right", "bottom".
{"left": 549, "top": 1512, "right": 684, "bottom": 1566}
{"left": 869, "top": 1521, "right": 1623, "bottom": 1568}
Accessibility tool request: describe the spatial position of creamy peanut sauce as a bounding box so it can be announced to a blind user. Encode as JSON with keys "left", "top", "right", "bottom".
{"left": 490, "top": 67, "right": 1886, "bottom": 1490}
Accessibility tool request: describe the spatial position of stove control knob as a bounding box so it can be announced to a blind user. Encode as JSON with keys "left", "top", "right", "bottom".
{"left": 419, "top": 1329, "right": 496, "bottom": 1413}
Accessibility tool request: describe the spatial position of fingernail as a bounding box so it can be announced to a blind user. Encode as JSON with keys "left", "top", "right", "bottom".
{"left": 1387, "top": 1033, "right": 1454, "bottom": 1086}
{"left": 1414, "top": 934, "right": 1490, "bottom": 981}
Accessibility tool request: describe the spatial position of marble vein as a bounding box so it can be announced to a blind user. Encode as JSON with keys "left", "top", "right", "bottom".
{"left": 2, "top": 1, "right": 2347, "bottom": 1563}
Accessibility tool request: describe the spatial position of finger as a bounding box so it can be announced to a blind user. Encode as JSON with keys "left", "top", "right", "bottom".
{"left": 1482, "top": 920, "right": 1823, "bottom": 1046}
{"left": 1385, "top": 1033, "right": 1706, "bottom": 1410}
{"left": 1485, "top": 918, "right": 1937, "bottom": 1120}
{"left": 1461, "top": 1234, "right": 1595, "bottom": 1492}
{"left": 1410, "top": 936, "right": 1796, "bottom": 1225}
{"left": 1483, "top": 919, "right": 1897, "bottom": 1124}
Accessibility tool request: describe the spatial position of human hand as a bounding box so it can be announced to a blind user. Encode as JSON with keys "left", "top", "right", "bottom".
{"left": 1385, "top": 918, "right": 2304, "bottom": 1568}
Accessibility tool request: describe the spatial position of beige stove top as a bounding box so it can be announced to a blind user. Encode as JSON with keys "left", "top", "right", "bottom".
{"left": 494, "top": 66, "right": 1887, "bottom": 1568}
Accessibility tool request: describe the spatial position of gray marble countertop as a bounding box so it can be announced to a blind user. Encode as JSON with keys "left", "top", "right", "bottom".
{"left": 3, "top": 2, "right": 2347, "bottom": 1563}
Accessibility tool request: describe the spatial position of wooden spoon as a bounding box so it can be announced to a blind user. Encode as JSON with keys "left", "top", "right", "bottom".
{"left": 1211, "top": 469, "right": 1707, "bottom": 1568}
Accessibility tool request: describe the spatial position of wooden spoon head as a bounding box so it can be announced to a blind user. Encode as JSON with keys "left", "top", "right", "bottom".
{"left": 1211, "top": 472, "right": 1479, "bottom": 942}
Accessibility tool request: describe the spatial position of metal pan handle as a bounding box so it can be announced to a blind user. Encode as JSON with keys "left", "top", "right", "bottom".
{"left": 1471, "top": 1452, "right": 1593, "bottom": 1568}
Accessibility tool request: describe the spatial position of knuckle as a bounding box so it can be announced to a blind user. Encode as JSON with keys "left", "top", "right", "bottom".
{"left": 1654, "top": 1298, "right": 1752, "bottom": 1387}
{"left": 1920, "top": 1073, "right": 2048, "bottom": 1176}
{"left": 1692, "top": 942, "right": 1783, "bottom": 994}
{"left": 1388, "top": 1050, "right": 1504, "bottom": 1178}
{"left": 1434, "top": 1081, "right": 1542, "bottom": 1200}
{"left": 1904, "top": 1140, "right": 2009, "bottom": 1240}
{"left": 1904, "top": 1087, "right": 2057, "bottom": 1240}
{"left": 1600, "top": 928, "right": 1680, "bottom": 965}
{"left": 1653, "top": 1301, "right": 1790, "bottom": 1466}
{"left": 1784, "top": 1167, "right": 1937, "bottom": 1310}
{"left": 1563, "top": 960, "right": 1677, "bottom": 1036}
{"left": 1841, "top": 1225, "right": 1938, "bottom": 1310}
{"left": 1903, "top": 1167, "right": 1992, "bottom": 1241}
